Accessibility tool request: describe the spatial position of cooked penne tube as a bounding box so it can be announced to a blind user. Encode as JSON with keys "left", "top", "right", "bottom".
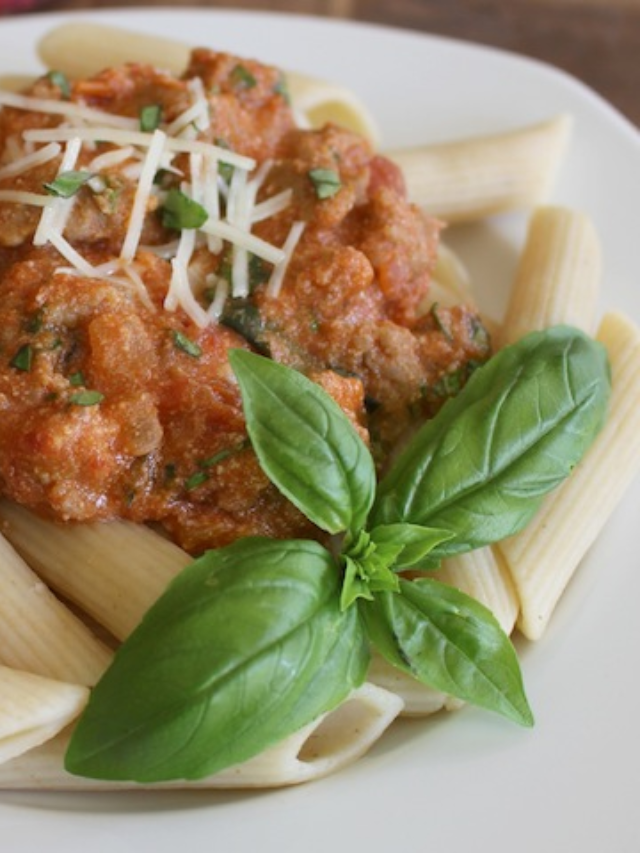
{"left": 387, "top": 115, "right": 572, "bottom": 222}
{"left": 36, "top": 21, "right": 379, "bottom": 144}
{"left": 0, "top": 502, "right": 191, "bottom": 642}
{"left": 497, "top": 206, "right": 601, "bottom": 347}
{"left": 0, "top": 666, "right": 88, "bottom": 765}
{"left": 437, "top": 546, "right": 519, "bottom": 635}
{"left": 498, "top": 311, "right": 640, "bottom": 640}
{"left": 0, "top": 532, "right": 112, "bottom": 685}
{"left": 368, "top": 654, "right": 463, "bottom": 716}
{"left": 0, "top": 682, "right": 403, "bottom": 789}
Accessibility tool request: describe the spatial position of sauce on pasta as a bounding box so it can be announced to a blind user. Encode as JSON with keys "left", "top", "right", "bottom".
{"left": 0, "top": 49, "right": 489, "bottom": 552}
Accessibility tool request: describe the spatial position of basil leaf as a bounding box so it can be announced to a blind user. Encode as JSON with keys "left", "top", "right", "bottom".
{"left": 46, "top": 70, "right": 71, "bottom": 100}
{"left": 230, "top": 350, "right": 376, "bottom": 536}
{"left": 65, "top": 538, "right": 368, "bottom": 782}
{"left": 308, "top": 168, "right": 342, "bottom": 199}
{"left": 369, "top": 523, "right": 455, "bottom": 570}
{"left": 171, "top": 329, "right": 202, "bottom": 358}
{"left": 44, "top": 170, "right": 94, "bottom": 198}
{"left": 140, "top": 103, "right": 162, "bottom": 132}
{"left": 161, "top": 188, "right": 208, "bottom": 230}
{"left": 372, "top": 326, "right": 611, "bottom": 558}
{"left": 69, "top": 389, "right": 104, "bottom": 407}
{"left": 361, "top": 578, "right": 533, "bottom": 727}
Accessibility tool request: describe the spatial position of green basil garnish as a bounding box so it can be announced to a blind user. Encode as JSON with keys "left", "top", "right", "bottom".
{"left": 371, "top": 325, "right": 611, "bottom": 559}
{"left": 171, "top": 330, "right": 202, "bottom": 358}
{"left": 10, "top": 344, "right": 33, "bottom": 372}
{"left": 69, "top": 390, "right": 104, "bottom": 407}
{"left": 65, "top": 538, "right": 368, "bottom": 781}
{"left": 139, "top": 104, "right": 162, "bottom": 132}
{"left": 65, "top": 326, "right": 611, "bottom": 782}
{"left": 161, "top": 188, "right": 208, "bottom": 230}
{"left": 308, "top": 167, "right": 342, "bottom": 199}
{"left": 44, "top": 170, "right": 94, "bottom": 199}
{"left": 46, "top": 70, "right": 71, "bottom": 100}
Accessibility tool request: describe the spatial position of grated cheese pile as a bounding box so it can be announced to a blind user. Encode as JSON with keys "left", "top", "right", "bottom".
{"left": 0, "top": 78, "right": 305, "bottom": 326}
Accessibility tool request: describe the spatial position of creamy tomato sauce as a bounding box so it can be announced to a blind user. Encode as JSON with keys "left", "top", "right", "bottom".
{"left": 0, "top": 49, "right": 490, "bottom": 552}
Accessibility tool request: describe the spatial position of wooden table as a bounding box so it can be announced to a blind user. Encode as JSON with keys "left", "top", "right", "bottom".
{"left": 4, "top": 0, "right": 640, "bottom": 129}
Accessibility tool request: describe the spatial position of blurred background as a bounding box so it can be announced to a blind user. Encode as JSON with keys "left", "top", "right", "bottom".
{"left": 1, "top": 0, "right": 638, "bottom": 128}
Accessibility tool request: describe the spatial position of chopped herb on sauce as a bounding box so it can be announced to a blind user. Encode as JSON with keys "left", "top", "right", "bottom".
{"left": 10, "top": 344, "right": 33, "bottom": 372}
{"left": 44, "top": 170, "right": 95, "bottom": 199}
{"left": 273, "top": 73, "right": 291, "bottom": 104}
{"left": 139, "top": 104, "right": 163, "bottom": 132}
{"left": 184, "top": 470, "right": 209, "bottom": 491}
{"left": 230, "top": 64, "right": 257, "bottom": 89}
{"left": 68, "top": 372, "right": 85, "bottom": 386}
{"left": 308, "top": 168, "right": 342, "bottom": 199}
{"left": 69, "top": 390, "right": 104, "bottom": 407}
{"left": 46, "top": 70, "right": 71, "bottom": 100}
{"left": 172, "top": 330, "right": 202, "bottom": 359}
{"left": 161, "top": 189, "right": 208, "bottom": 230}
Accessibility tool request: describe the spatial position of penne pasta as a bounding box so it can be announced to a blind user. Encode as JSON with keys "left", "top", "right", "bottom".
{"left": 0, "top": 502, "right": 191, "bottom": 642}
{"left": 497, "top": 205, "right": 602, "bottom": 347}
{"left": 498, "top": 312, "right": 640, "bottom": 640}
{"left": 35, "top": 21, "right": 380, "bottom": 144}
{"left": 368, "top": 654, "right": 464, "bottom": 717}
{"left": 0, "top": 532, "right": 112, "bottom": 685}
{"left": 387, "top": 115, "right": 572, "bottom": 222}
{"left": 0, "top": 683, "right": 403, "bottom": 789}
{"left": 0, "top": 665, "right": 88, "bottom": 765}
{"left": 436, "top": 546, "right": 519, "bottom": 635}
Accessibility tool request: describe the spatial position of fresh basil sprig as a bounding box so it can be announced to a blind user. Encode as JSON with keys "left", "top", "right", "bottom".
{"left": 65, "top": 326, "right": 610, "bottom": 782}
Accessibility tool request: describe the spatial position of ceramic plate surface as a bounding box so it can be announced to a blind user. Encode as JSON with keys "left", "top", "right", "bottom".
{"left": 0, "top": 9, "right": 639, "bottom": 852}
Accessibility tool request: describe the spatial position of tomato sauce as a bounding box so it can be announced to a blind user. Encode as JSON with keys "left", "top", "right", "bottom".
{"left": 0, "top": 50, "right": 490, "bottom": 552}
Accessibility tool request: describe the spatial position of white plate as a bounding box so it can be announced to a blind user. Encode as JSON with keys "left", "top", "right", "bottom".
{"left": 1, "top": 9, "right": 639, "bottom": 853}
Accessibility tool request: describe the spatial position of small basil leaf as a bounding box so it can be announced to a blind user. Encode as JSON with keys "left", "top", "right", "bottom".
{"left": 369, "top": 524, "right": 454, "bottom": 570}
{"left": 372, "top": 326, "right": 611, "bottom": 558}
{"left": 44, "top": 170, "right": 94, "bottom": 198}
{"left": 230, "top": 349, "right": 376, "bottom": 536}
{"left": 308, "top": 168, "right": 342, "bottom": 199}
{"left": 65, "top": 538, "right": 368, "bottom": 782}
{"left": 161, "top": 188, "right": 208, "bottom": 230}
{"left": 340, "top": 529, "right": 400, "bottom": 610}
{"left": 361, "top": 578, "right": 533, "bottom": 727}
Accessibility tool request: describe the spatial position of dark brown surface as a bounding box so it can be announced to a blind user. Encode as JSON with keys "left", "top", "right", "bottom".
{"left": 4, "top": 0, "right": 639, "bottom": 128}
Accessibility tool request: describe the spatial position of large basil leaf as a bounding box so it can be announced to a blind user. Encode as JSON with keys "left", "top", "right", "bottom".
{"left": 361, "top": 578, "right": 533, "bottom": 726}
{"left": 372, "top": 326, "right": 610, "bottom": 557}
{"left": 65, "top": 538, "right": 368, "bottom": 782}
{"left": 230, "top": 349, "right": 376, "bottom": 536}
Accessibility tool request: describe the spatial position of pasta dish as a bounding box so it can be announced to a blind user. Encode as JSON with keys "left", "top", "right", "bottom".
{"left": 0, "top": 21, "right": 637, "bottom": 791}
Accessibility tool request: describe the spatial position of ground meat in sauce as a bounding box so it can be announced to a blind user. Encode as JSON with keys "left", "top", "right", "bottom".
{"left": 0, "top": 50, "right": 490, "bottom": 553}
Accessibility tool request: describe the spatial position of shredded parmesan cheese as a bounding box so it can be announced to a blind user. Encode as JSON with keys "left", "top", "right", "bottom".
{"left": 0, "top": 89, "right": 138, "bottom": 131}
{"left": 33, "top": 136, "right": 82, "bottom": 247}
{"left": 120, "top": 128, "right": 167, "bottom": 263}
{"left": 266, "top": 220, "right": 306, "bottom": 298}
{"left": 0, "top": 142, "right": 61, "bottom": 181}
{"left": 2, "top": 68, "right": 303, "bottom": 327}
